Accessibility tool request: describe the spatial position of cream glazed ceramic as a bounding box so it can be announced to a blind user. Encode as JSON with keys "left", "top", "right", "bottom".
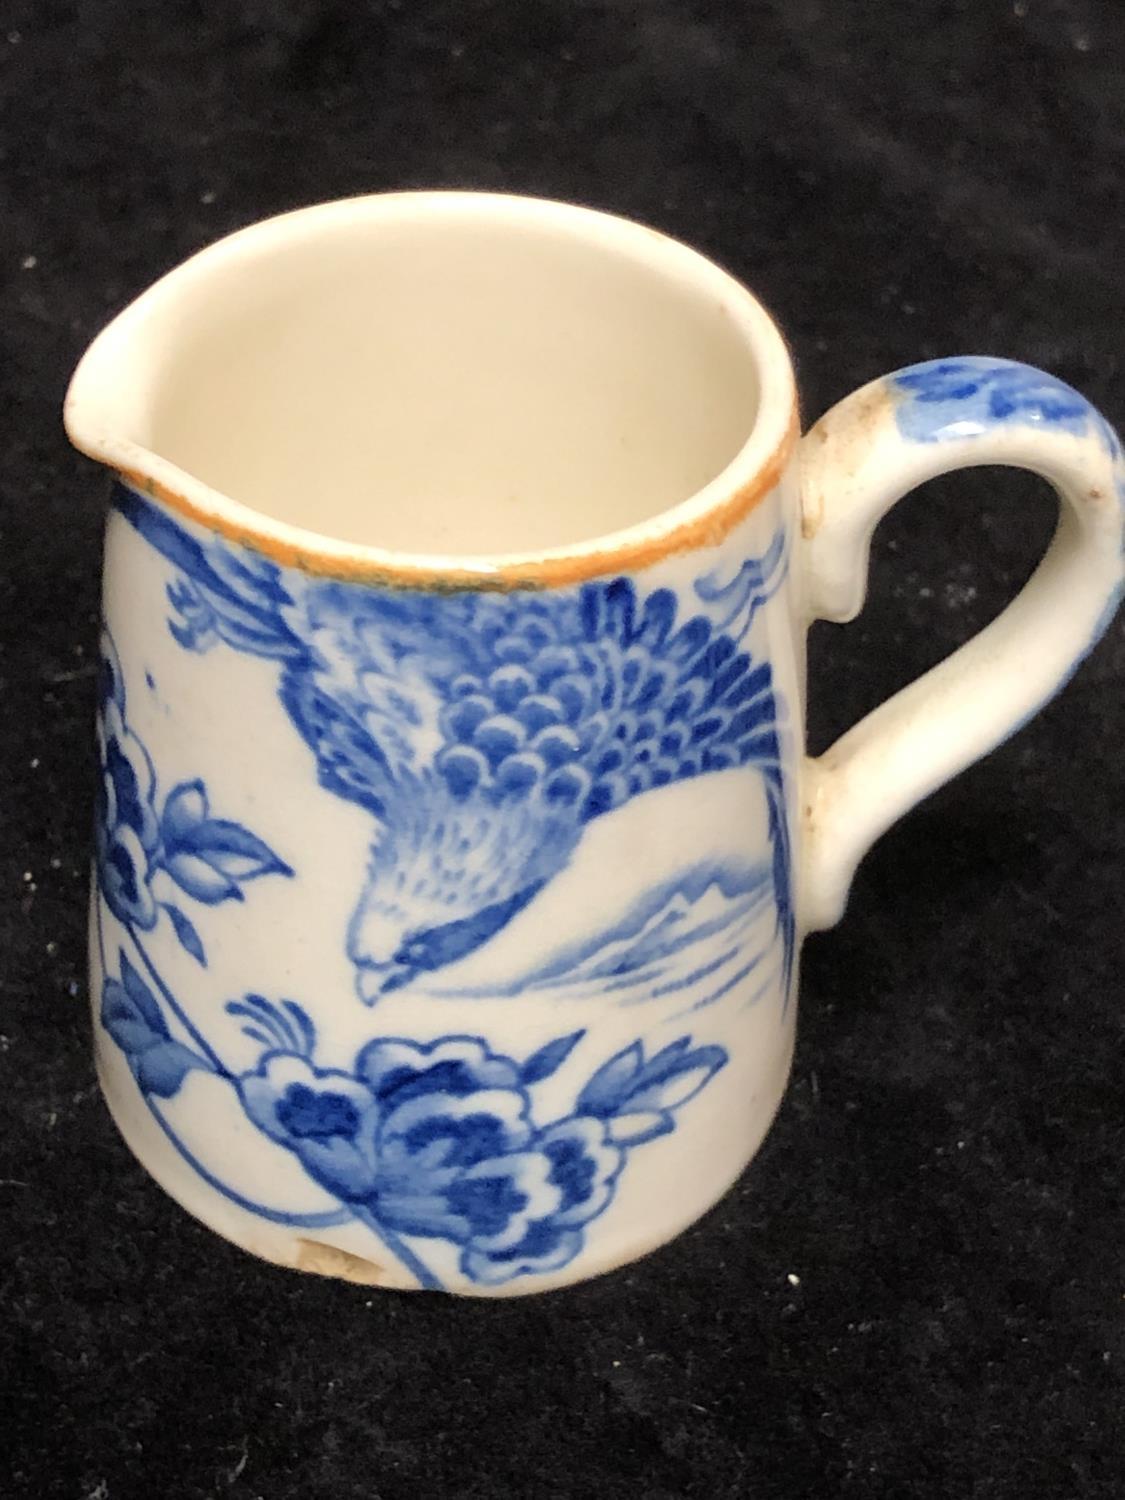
{"left": 64, "top": 193, "right": 1124, "bottom": 1295}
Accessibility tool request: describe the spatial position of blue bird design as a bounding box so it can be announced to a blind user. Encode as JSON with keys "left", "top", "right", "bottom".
{"left": 116, "top": 488, "right": 793, "bottom": 1004}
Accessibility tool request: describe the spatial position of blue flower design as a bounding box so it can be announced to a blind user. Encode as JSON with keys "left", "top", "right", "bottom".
{"left": 237, "top": 1033, "right": 628, "bottom": 1284}
{"left": 217, "top": 1007, "right": 730, "bottom": 1287}
{"left": 157, "top": 779, "right": 292, "bottom": 905}
{"left": 459, "top": 1114, "right": 624, "bottom": 1284}
{"left": 96, "top": 633, "right": 160, "bottom": 928}
{"left": 893, "top": 358, "right": 1122, "bottom": 460}
{"left": 240, "top": 1051, "right": 384, "bottom": 1197}
{"left": 94, "top": 629, "right": 293, "bottom": 960}
{"left": 97, "top": 953, "right": 729, "bottom": 1288}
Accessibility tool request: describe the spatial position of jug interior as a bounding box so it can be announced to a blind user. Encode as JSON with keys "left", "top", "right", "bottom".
{"left": 138, "top": 209, "right": 762, "bottom": 555}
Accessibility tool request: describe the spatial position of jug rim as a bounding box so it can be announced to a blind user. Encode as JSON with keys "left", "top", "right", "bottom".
{"left": 65, "top": 191, "right": 799, "bottom": 591}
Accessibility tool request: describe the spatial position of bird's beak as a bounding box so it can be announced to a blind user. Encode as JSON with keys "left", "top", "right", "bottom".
{"left": 355, "top": 965, "right": 389, "bottom": 1005}
{"left": 354, "top": 962, "right": 415, "bottom": 1005}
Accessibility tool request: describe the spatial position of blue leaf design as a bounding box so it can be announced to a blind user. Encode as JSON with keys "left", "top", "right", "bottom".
{"left": 623, "top": 1059, "right": 725, "bottom": 1112}
{"left": 226, "top": 995, "right": 316, "bottom": 1055}
{"left": 119, "top": 952, "right": 168, "bottom": 1035}
{"left": 164, "top": 851, "right": 245, "bottom": 905}
{"left": 136, "top": 1039, "right": 209, "bottom": 1097}
{"left": 163, "top": 903, "right": 206, "bottom": 966}
{"left": 168, "top": 819, "right": 292, "bottom": 881}
{"left": 605, "top": 1110, "right": 675, "bottom": 1147}
{"left": 575, "top": 1041, "right": 643, "bottom": 1116}
{"left": 616, "top": 1038, "right": 728, "bottom": 1113}
{"left": 642, "top": 1035, "right": 693, "bottom": 1062}
{"left": 281, "top": 1000, "right": 318, "bottom": 1058}
{"left": 519, "top": 1029, "right": 586, "bottom": 1085}
{"left": 102, "top": 982, "right": 164, "bottom": 1053}
{"left": 576, "top": 1036, "right": 728, "bottom": 1122}
{"left": 101, "top": 954, "right": 211, "bottom": 1099}
{"left": 161, "top": 780, "right": 208, "bottom": 842}
{"left": 238, "top": 1024, "right": 277, "bottom": 1049}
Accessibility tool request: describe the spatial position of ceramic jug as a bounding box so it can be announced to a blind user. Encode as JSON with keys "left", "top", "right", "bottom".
{"left": 65, "top": 193, "right": 1123, "bottom": 1294}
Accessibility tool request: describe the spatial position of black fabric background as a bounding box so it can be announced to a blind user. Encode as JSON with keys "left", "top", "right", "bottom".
{"left": 1, "top": 3, "right": 1123, "bottom": 1496}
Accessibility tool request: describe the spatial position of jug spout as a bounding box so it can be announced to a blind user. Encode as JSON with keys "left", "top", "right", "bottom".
{"left": 63, "top": 227, "right": 247, "bottom": 533}
{"left": 65, "top": 291, "right": 170, "bottom": 501}
{"left": 64, "top": 202, "right": 359, "bottom": 548}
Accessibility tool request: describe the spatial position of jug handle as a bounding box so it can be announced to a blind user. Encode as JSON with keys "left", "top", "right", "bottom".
{"left": 797, "top": 357, "right": 1124, "bottom": 932}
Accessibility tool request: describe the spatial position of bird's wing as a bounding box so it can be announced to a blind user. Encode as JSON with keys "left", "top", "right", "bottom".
{"left": 130, "top": 487, "right": 468, "bottom": 822}
{"left": 275, "top": 581, "right": 510, "bottom": 820}
{"left": 410, "top": 574, "right": 795, "bottom": 979}
{"left": 574, "top": 576, "right": 794, "bottom": 987}
{"left": 118, "top": 485, "right": 300, "bottom": 660}
{"left": 412, "top": 575, "right": 786, "bottom": 829}
{"left": 138, "top": 462, "right": 787, "bottom": 870}
{"left": 478, "top": 576, "right": 788, "bottom": 820}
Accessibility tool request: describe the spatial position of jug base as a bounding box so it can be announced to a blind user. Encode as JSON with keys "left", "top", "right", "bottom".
{"left": 94, "top": 1036, "right": 793, "bottom": 1298}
